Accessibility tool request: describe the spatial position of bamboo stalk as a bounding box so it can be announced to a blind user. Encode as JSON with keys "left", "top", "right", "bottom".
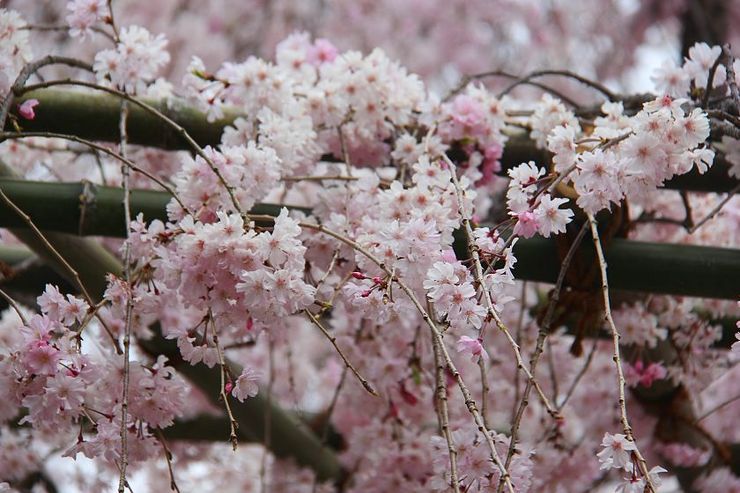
{"left": 0, "top": 178, "right": 736, "bottom": 300}
{"left": 0, "top": 163, "right": 121, "bottom": 298}
{"left": 0, "top": 178, "right": 305, "bottom": 236}
{"left": 9, "top": 88, "right": 235, "bottom": 151}
{"left": 6, "top": 89, "right": 738, "bottom": 192}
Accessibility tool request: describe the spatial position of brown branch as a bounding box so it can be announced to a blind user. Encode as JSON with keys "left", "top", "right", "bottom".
{"left": 587, "top": 212, "right": 655, "bottom": 491}
{"left": 0, "top": 56, "right": 93, "bottom": 130}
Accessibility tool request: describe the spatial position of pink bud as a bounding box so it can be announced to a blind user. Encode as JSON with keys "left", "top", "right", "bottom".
{"left": 399, "top": 383, "right": 419, "bottom": 406}
{"left": 361, "top": 290, "right": 372, "bottom": 298}
{"left": 225, "top": 381, "right": 233, "bottom": 394}
{"left": 372, "top": 276, "right": 383, "bottom": 285}
{"left": 387, "top": 399, "right": 399, "bottom": 419}
{"left": 18, "top": 99, "right": 39, "bottom": 120}
{"left": 351, "top": 271, "right": 366, "bottom": 280}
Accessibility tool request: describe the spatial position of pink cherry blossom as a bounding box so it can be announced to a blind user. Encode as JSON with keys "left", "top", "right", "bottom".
{"left": 0, "top": 5, "right": 737, "bottom": 491}
{"left": 512, "top": 210, "right": 538, "bottom": 238}
{"left": 66, "top": 0, "right": 107, "bottom": 38}
{"left": 598, "top": 433, "right": 637, "bottom": 470}
{"left": 456, "top": 336, "right": 488, "bottom": 362}
{"left": 232, "top": 367, "right": 260, "bottom": 402}
{"left": 24, "top": 341, "right": 60, "bottom": 375}
{"left": 533, "top": 194, "right": 574, "bottom": 237}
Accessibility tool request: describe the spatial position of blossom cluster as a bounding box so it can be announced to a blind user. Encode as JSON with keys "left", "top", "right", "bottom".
{"left": 65, "top": 0, "right": 108, "bottom": 39}
{"left": 0, "top": 286, "right": 190, "bottom": 469}
{"left": 93, "top": 25, "right": 170, "bottom": 93}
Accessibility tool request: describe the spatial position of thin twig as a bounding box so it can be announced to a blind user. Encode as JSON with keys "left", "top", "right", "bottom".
{"left": 510, "top": 283, "right": 528, "bottom": 422}
{"left": 304, "top": 309, "right": 378, "bottom": 396}
{"left": 498, "top": 69, "right": 618, "bottom": 101}
{"left": 545, "top": 341, "right": 559, "bottom": 402}
{"left": 688, "top": 182, "right": 740, "bottom": 234}
{"left": 312, "top": 366, "right": 348, "bottom": 493}
{"left": 701, "top": 49, "right": 725, "bottom": 108}
{"left": 444, "top": 155, "right": 558, "bottom": 419}
{"left": 723, "top": 45, "right": 740, "bottom": 105}
{"left": 498, "top": 221, "right": 589, "bottom": 492}
{"left": 696, "top": 393, "right": 740, "bottom": 422}
{"left": 314, "top": 249, "right": 340, "bottom": 292}
{"left": 0, "top": 188, "right": 94, "bottom": 304}
{"left": 117, "top": 101, "right": 133, "bottom": 493}
{"left": 557, "top": 338, "right": 599, "bottom": 410}
{"left": 337, "top": 125, "right": 353, "bottom": 178}
{"left": 443, "top": 69, "right": 580, "bottom": 107}
{"left": 0, "top": 56, "right": 93, "bottom": 130}
{"left": 209, "top": 314, "right": 239, "bottom": 450}
{"left": 106, "top": 0, "right": 120, "bottom": 41}
{"left": 21, "top": 24, "right": 116, "bottom": 43}
{"left": 478, "top": 357, "right": 491, "bottom": 430}
{"left": 0, "top": 287, "right": 28, "bottom": 325}
{"left": 284, "top": 342, "right": 301, "bottom": 412}
{"left": 432, "top": 331, "right": 461, "bottom": 493}
{"left": 296, "top": 220, "right": 516, "bottom": 493}
{"left": 154, "top": 429, "right": 181, "bottom": 493}
{"left": 282, "top": 175, "right": 358, "bottom": 182}
{"left": 586, "top": 212, "right": 655, "bottom": 492}
{"left": 260, "top": 338, "right": 274, "bottom": 493}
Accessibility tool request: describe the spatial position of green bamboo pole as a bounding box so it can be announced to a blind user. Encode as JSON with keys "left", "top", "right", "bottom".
{"left": 510, "top": 236, "right": 740, "bottom": 300}
{"left": 0, "top": 163, "right": 122, "bottom": 298}
{"left": 0, "top": 178, "right": 301, "bottom": 236}
{"left": 1, "top": 178, "right": 737, "bottom": 299}
{"left": 10, "top": 88, "right": 235, "bottom": 151}
{"left": 6, "top": 89, "right": 738, "bottom": 192}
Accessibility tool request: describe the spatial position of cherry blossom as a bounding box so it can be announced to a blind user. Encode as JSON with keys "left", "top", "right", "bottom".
{"left": 456, "top": 336, "right": 488, "bottom": 362}
{"left": 598, "top": 433, "right": 637, "bottom": 470}
{"left": 94, "top": 25, "right": 170, "bottom": 93}
{"left": 66, "top": 0, "right": 108, "bottom": 38}
{"left": 1, "top": 4, "right": 739, "bottom": 492}
{"left": 232, "top": 367, "right": 261, "bottom": 402}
